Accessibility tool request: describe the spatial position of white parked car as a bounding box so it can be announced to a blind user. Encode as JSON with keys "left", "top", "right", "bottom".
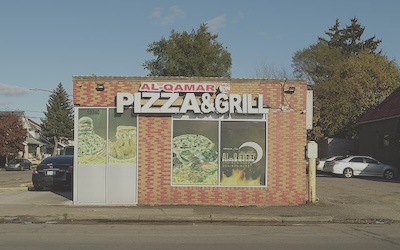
{"left": 323, "top": 155, "right": 396, "bottom": 179}
{"left": 316, "top": 156, "right": 343, "bottom": 172}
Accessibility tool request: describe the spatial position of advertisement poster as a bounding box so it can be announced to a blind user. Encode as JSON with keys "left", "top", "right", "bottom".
{"left": 172, "top": 120, "right": 218, "bottom": 185}
{"left": 77, "top": 108, "right": 107, "bottom": 164}
{"left": 220, "top": 121, "right": 266, "bottom": 186}
{"left": 108, "top": 108, "right": 137, "bottom": 164}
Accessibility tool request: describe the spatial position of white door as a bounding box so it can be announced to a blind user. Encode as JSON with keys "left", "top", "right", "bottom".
{"left": 74, "top": 108, "right": 138, "bottom": 205}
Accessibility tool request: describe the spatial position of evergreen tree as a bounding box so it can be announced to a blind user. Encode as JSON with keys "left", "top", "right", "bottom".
{"left": 41, "top": 83, "right": 74, "bottom": 155}
{"left": 319, "top": 17, "right": 382, "bottom": 56}
{"left": 143, "top": 23, "right": 232, "bottom": 77}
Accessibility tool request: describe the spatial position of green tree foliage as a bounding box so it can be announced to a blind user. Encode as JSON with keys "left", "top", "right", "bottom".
{"left": 0, "top": 112, "right": 26, "bottom": 157}
{"left": 41, "top": 83, "right": 74, "bottom": 155}
{"left": 319, "top": 18, "right": 382, "bottom": 56}
{"left": 313, "top": 52, "right": 400, "bottom": 138}
{"left": 293, "top": 43, "right": 345, "bottom": 83}
{"left": 143, "top": 23, "right": 232, "bottom": 77}
{"left": 293, "top": 18, "right": 400, "bottom": 140}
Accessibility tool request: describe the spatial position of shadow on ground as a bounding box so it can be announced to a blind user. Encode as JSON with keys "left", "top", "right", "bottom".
{"left": 28, "top": 186, "right": 73, "bottom": 200}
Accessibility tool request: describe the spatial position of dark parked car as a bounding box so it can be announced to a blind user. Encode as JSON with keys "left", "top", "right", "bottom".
{"left": 5, "top": 158, "right": 32, "bottom": 171}
{"left": 32, "top": 155, "right": 73, "bottom": 190}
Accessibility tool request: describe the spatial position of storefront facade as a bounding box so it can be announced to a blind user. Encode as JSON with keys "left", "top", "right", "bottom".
{"left": 72, "top": 76, "right": 310, "bottom": 206}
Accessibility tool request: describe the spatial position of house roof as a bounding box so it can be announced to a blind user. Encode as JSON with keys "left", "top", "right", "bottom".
{"left": 28, "top": 118, "right": 41, "bottom": 128}
{"left": 24, "top": 137, "right": 44, "bottom": 146}
{"left": 358, "top": 87, "right": 400, "bottom": 124}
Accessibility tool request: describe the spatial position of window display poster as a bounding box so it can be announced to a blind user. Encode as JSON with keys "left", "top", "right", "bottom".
{"left": 77, "top": 109, "right": 107, "bottom": 164}
{"left": 108, "top": 109, "right": 137, "bottom": 164}
{"left": 172, "top": 120, "right": 218, "bottom": 185}
{"left": 220, "top": 121, "right": 266, "bottom": 186}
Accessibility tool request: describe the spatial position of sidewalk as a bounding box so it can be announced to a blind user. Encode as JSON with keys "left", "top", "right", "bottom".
{"left": 0, "top": 182, "right": 399, "bottom": 225}
{"left": 0, "top": 203, "right": 334, "bottom": 225}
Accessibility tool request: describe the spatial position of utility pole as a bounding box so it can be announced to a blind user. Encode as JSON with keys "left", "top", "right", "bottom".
{"left": 307, "top": 141, "right": 318, "bottom": 203}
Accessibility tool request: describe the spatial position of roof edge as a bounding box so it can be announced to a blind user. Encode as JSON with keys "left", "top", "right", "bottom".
{"left": 358, "top": 114, "right": 400, "bottom": 125}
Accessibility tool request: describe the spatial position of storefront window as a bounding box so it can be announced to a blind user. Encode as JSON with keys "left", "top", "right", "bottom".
{"left": 108, "top": 108, "right": 137, "bottom": 164}
{"left": 172, "top": 113, "right": 267, "bottom": 187}
{"left": 220, "top": 121, "right": 266, "bottom": 186}
{"left": 77, "top": 108, "right": 107, "bottom": 164}
{"left": 77, "top": 108, "right": 138, "bottom": 165}
{"left": 172, "top": 120, "right": 219, "bottom": 185}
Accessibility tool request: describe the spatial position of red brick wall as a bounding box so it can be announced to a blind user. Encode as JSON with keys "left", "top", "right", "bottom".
{"left": 73, "top": 76, "right": 308, "bottom": 206}
{"left": 262, "top": 81, "right": 308, "bottom": 205}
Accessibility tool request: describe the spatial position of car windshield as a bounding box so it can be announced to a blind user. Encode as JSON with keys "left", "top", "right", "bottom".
{"left": 9, "top": 159, "right": 23, "bottom": 164}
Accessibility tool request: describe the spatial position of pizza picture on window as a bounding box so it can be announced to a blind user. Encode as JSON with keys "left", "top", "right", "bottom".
{"left": 172, "top": 134, "right": 218, "bottom": 185}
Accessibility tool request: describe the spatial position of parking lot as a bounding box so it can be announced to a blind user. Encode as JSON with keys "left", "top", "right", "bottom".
{"left": 315, "top": 173, "right": 400, "bottom": 205}
{"left": 0, "top": 169, "right": 400, "bottom": 222}
{"left": 0, "top": 169, "right": 32, "bottom": 189}
{"left": 1, "top": 169, "right": 399, "bottom": 205}
{"left": 0, "top": 169, "right": 72, "bottom": 204}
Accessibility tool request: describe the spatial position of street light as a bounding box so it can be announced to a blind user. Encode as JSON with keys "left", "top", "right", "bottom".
{"left": 29, "top": 88, "right": 53, "bottom": 93}
{"left": 29, "top": 88, "right": 72, "bottom": 97}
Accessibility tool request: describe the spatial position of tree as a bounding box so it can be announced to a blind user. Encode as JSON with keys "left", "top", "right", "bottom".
{"left": 293, "top": 42, "right": 345, "bottom": 83}
{"left": 0, "top": 112, "right": 26, "bottom": 160}
{"left": 143, "top": 23, "right": 232, "bottom": 77}
{"left": 319, "top": 17, "right": 382, "bottom": 57}
{"left": 293, "top": 18, "right": 400, "bottom": 140}
{"left": 313, "top": 52, "right": 400, "bottom": 138}
{"left": 255, "top": 63, "right": 292, "bottom": 79}
{"left": 41, "top": 83, "right": 74, "bottom": 155}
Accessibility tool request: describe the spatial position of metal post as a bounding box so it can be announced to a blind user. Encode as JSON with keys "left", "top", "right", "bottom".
{"left": 306, "top": 141, "right": 318, "bottom": 204}
{"left": 308, "top": 157, "right": 316, "bottom": 203}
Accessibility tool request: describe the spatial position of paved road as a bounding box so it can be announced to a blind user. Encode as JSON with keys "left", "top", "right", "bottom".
{"left": 0, "top": 169, "right": 32, "bottom": 188}
{"left": 1, "top": 223, "right": 400, "bottom": 249}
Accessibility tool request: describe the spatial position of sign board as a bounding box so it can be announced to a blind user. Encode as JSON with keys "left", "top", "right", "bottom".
{"left": 116, "top": 82, "right": 268, "bottom": 115}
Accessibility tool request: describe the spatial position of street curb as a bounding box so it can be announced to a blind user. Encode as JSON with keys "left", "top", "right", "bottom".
{"left": 1, "top": 215, "right": 334, "bottom": 224}
{"left": 0, "top": 187, "right": 28, "bottom": 192}
{"left": 210, "top": 214, "right": 283, "bottom": 223}
{"left": 281, "top": 216, "right": 333, "bottom": 223}
{"left": 0, "top": 183, "right": 32, "bottom": 192}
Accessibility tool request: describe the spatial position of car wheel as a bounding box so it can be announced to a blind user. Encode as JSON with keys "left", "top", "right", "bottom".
{"left": 343, "top": 168, "right": 353, "bottom": 178}
{"left": 33, "top": 184, "right": 43, "bottom": 191}
{"left": 384, "top": 169, "right": 394, "bottom": 180}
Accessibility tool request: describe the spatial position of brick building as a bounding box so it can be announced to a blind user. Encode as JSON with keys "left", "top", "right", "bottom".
{"left": 72, "top": 76, "right": 310, "bottom": 206}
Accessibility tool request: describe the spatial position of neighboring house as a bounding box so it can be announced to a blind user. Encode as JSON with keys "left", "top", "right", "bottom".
{"left": 0, "top": 111, "right": 52, "bottom": 165}
{"left": 317, "top": 137, "right": 358, "bottom": 159}
{"left": 357, "top": 87, "right": 400, "bottom": 167}
{"left": 25, "top": 117, "right": 54, "bottom": 163}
